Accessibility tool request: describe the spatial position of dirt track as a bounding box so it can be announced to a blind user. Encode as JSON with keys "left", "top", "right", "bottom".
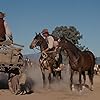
{"left": 0, "top": 63, "right": 100, "bottom": 100}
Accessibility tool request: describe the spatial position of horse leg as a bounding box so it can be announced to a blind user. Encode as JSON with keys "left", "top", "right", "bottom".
{"left": 70, "top": 69, "right": 74, "bottom": 91}
{"left": 82, "top": 71, "right": 86, "bottom": 89}
{"left": 51, "top": 68, "right": 56, "bottom": 79}
{"left": 57, "top": 63, "right": 63, "bottom": 80}
{"left": 58, "top": 71, "right": 62, "bottom": 79}
{"left": 55, "top": 71, "right": 62, "bottom": 80}
{"left": 79, "top": 69, "right": 82, "bottom": 91}
{"left": 40, "top": 65, "right": 46, "bottom": 88}
{"left": 42, "top": 69, "right": 46, "bottom": 88}
{"left": 88, "top": 68, "right": 94, "bottom": 91}
{"left": 48, "top": 67, "right": 52, "bottom": 88}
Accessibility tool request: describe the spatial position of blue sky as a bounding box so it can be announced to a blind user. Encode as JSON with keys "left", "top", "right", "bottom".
{"left": 0, "top": 0, "right": 100, "bottom": 57}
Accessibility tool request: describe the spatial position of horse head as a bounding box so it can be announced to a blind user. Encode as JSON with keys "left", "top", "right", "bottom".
{"left": 30, "top": 33, "right": 41, "bottom": 49}
{"left": 58, "top": 36, "right": 82, "bottom": 64}
{"left": 58, "top": 36, "right": 69, "bottom": 50}
{"left": 30, "top": 33, "right": 47, "bottom": 51}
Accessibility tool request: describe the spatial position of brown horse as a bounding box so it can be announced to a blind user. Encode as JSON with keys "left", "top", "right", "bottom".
{"left": 30, "top": 33, "right": 62, "bottom": 87}
{"left": 58, "top": 37, "right": 95, "bottom": 91}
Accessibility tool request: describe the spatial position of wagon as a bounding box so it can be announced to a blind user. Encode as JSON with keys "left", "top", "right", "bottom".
{"left": 0, "top": 41, "right": 24, "bottom": 94}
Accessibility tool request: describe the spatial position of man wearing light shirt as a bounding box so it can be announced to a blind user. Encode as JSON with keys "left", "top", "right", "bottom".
{"left": 41, "top": 29, "right": 57, "bottom": 52}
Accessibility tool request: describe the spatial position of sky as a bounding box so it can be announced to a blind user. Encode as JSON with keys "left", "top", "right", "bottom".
{"left": 0, "top": 0, "right": 100, "bottom": 57}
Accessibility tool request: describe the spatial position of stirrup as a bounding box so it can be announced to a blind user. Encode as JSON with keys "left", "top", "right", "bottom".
{"left": 42, "top": 51, "right": 47, "bottom": 58}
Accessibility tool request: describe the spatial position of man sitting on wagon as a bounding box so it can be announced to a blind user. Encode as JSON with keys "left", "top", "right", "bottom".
{"left": 0, "top": 11, "right": 13, "bottom": 45}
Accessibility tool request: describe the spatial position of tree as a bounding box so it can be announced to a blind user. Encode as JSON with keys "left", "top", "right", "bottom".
{"left": 52, "top": 26, "right": 86, "bottom": 50}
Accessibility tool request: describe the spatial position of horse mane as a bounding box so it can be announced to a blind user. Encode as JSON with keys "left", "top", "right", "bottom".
{"left": 34, "top": 33, "right": 45, "bottom": 41}
{"left": 61, "top": 37, "right": 81, "bottom": 57}
{"left": 50, "top": 34, "right": 59, "bottom": 41}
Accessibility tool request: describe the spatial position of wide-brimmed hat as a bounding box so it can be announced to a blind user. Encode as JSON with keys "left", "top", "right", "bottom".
{"left": 0, "top": 12, "right": 5, "bottom": 18}
{"left": 41, "top": 29, "right": 49, "bottom": 34}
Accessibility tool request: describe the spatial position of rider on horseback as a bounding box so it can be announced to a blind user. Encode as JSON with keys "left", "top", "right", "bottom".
{"left": 41, "top": 29, "right": 55, "bottom": 52}
{"left": 41, "top": 29, "right": 63, "bottom": 71}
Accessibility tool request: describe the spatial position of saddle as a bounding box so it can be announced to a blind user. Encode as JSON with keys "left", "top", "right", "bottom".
{"left": 40, "top": 48, "right": 63, "bottom": 71}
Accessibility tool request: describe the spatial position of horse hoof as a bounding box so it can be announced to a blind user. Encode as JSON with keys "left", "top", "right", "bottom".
{"left": 90, "top": 85, "right": 93, "bottom": 91}
{"left": 82, "top": 85, "right": 85, "bottom": 89}
{"left": 48, "top": 85, "right": 51, "bottom": 89}
{"left": 90, "top": 88, "right": 93, "bottom": 91}
{"left": 43, "top": 86, "right": 44, "bottom": 88}
{"left": 71, "top": 85, "right": 75, "bottom": 91}
{"left": 72, "top": 88, "right": 75, "bottom": 91}
{"left": 79, "top": 90, "right": 83, "bottom": 95}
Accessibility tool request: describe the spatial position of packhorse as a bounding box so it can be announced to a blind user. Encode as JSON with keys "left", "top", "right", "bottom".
{"left": 58, "top": 37, "right": 95, "bottom": 91}
{"left": 30, "top": 33, "right": 63, "bottom": 87}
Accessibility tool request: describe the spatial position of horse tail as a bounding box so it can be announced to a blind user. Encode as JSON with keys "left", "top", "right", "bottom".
{"left": 87, "top": 51, "right": 95, "bottom": 76}
{"left": 89, "top": 51, "right": 95, "bottom": 69}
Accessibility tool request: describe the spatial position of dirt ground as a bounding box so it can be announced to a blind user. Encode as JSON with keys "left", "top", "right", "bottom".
{"left": 0, "top": 63, "right": 100, "bottom": 100}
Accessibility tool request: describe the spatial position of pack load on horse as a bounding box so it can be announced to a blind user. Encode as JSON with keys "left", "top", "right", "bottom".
{"left": 58, "top": 36, "right": 95, "bottom": 91}
{"left": 30, "top": 31, "right": 64, "bottom": 88}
